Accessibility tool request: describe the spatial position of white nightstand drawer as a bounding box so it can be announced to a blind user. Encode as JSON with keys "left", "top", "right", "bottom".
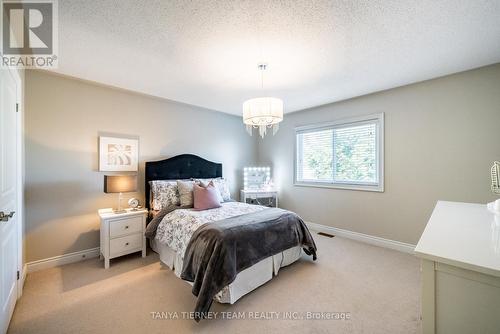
{"left": 109, "top": 216, "right": 143, "bottom": 238}
{"left": 110, "top": 233, "right": 143, "bottom": 256}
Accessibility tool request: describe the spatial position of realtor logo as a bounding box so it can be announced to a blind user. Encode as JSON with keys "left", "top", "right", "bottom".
{"left": 1, "top": 0, "right": 58, "bottom": 68}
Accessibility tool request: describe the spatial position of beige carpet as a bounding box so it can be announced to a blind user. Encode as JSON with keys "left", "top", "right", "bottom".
{"left": 8, "top": 235, "right": 421, "bottom": 334}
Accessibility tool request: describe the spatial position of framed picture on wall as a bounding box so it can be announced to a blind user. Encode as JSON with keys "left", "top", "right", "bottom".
{"left": 99, "top": 136, "right": 139, "bottom": 171}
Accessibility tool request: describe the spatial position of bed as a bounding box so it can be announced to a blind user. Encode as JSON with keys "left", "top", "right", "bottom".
{"left": 144, "top": 154, "right": 316, "bottom": 319}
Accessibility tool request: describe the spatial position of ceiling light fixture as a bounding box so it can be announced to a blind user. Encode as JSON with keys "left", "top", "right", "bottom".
{"left": 243, "top": 64, "right": 283, "bottom": 138}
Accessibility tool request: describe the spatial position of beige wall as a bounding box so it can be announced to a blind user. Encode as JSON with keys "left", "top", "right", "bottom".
{"left": 258, "top": 64, "right": 500, "bottom": 245}
{"left": 25, "top": 64, "right": 500, "bottom": 262}
{"left": 25, "top": 70, "right": 257, "bottom": 262}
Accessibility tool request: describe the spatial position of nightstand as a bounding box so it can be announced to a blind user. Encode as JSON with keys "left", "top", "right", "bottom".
{"left": 240, "top": 189, "right": 278, "bottom": 208}
{"left": 98, "top": 208, "right": 148, "bottom": 269}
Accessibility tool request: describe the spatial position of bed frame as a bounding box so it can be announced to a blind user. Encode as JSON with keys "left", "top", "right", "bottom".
{"left": 144, "top": 154, "right": 222, "bottom": 211}
{"left": 145, "top": 154, "right": 304, "bottom": 306}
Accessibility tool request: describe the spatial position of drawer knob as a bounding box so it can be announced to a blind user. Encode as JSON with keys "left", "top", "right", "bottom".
{"left": 125, "top": 242, "right": 129, "bottom": 246}
{"left": 125, "top": 226, "right": 129, "bottom": 229}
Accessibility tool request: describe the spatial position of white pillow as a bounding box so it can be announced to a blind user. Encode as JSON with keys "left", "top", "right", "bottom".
{"left": 214, "top": 178, "right": 231, "bottom": 201}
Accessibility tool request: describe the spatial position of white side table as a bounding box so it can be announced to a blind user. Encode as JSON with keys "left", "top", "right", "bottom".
{"left": 98, "top": 208, "right": 147, "bottom": 269}
{"left": 240, "top": 189, "right": 278, "bottom": 208}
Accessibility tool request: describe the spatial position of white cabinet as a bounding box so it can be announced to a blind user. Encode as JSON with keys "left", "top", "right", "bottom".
{"left": 240, "top": 190, "right": 278, "bottom": 207}
{"left": 415, "top": 201, "right": 500, "bottom": 334}
{"left": 99, "top": 209, "right": 147, "bottom": 269}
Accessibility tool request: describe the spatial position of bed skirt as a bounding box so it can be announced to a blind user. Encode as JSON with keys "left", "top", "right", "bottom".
{"left": 150, "top": 238, "right": 302, "bottom": 304}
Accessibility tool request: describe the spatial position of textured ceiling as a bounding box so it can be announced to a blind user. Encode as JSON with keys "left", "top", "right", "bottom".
{"left": 53, "top": 0, "right": 500, "bottom": 115}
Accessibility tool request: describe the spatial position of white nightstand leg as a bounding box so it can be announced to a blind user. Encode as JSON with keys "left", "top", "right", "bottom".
{"left": 142, "top": 236, "right": 146, "bottom": 257}
{"left": 99, "top": 253, "right": 103, "bottom": 260}
{"left": 104, "top": 258, "right": 110, "bottom": 269}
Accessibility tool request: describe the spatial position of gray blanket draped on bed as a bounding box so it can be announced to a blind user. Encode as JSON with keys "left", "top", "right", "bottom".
{"left": 180, "top": 208, "right": 317, "bottom": 321}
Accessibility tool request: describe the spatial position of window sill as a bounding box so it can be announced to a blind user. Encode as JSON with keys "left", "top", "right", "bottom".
{"left": 293, "top": 182, "right": 384, "bottom": 192}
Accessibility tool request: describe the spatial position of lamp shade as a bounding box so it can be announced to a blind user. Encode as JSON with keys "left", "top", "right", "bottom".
{"left": 242, "top": 97, "right": 283, "bottom": 126}
{"left": 104, "top": 175, "right": 137, "bottom": 193}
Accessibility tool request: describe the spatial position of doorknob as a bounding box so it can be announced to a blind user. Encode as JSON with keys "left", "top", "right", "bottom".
{"left": 0, "top": 211, "right": 15, "bottom": 222}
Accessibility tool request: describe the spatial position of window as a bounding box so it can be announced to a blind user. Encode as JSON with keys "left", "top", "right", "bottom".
{"left": 295, "top": 113, "right": 384, "bottom": 192}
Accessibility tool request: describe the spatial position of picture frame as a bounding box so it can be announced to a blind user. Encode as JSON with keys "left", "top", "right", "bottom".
{"left": 98, "top": 136, "right": 139, "bottom": 172}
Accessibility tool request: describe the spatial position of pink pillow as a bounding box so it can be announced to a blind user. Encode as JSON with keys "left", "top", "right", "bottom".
{"left": 193, "top": 181, "right": 222, "bottom": 210}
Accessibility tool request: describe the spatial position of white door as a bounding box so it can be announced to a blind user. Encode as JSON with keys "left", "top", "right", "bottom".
{"left": 0, "top": 69, "right": 19, "bottom": 334}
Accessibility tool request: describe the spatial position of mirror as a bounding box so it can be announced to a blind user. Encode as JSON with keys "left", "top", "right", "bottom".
{"left": 244, "top": 167, "right": 271, "bottom": 190}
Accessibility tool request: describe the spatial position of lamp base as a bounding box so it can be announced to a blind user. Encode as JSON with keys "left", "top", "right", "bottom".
{"left": 113, "top": 192, "right": 126, "bottom": 214}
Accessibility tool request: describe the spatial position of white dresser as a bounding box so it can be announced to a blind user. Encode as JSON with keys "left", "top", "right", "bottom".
{"left": 98, "top": 209, "right": 147, "bottom": 268}
{"left": 415, "top": 201, "right": 500, "bottom": 334}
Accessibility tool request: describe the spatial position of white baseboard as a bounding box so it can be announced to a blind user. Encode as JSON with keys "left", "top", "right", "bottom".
{"left": 306, "top": 222, "right": 416, "bottom": 254}
{"left": 26, "top": 247, "right": 100, "bottom": 273}
{"left": 24, "top": 225, "right": 414, "bottom": 273}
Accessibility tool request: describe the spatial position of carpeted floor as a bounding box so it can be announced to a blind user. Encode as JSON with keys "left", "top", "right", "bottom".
{"left": 8, "top": 235, "right": 421, "bottom": 334}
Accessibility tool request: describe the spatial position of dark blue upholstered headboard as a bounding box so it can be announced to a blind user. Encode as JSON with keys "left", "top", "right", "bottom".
{"left": 145, "top": 154, "right": 222, "bottom": 210}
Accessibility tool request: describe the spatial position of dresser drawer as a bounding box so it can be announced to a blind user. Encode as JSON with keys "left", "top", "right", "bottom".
{"left": 109, "top": 216, "right": 143, "bottom": 238}
{"left": 109, "top": 233, "right": 143, "bottom": 257}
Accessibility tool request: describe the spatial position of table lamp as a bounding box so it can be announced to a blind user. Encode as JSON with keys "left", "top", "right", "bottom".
{"left": 104, "top": 175, "right": 137, "bottom": 214}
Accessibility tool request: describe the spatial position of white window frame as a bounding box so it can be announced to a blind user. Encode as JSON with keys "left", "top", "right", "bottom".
{"left": 294, "top": 113, "right": 384, "bottom": 192}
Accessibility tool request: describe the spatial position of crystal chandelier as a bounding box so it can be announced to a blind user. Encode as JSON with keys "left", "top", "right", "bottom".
{"left": 243, "top": 64, "right": 283, "bottom": 138}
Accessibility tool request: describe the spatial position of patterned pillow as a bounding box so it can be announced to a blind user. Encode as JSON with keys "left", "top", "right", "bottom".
{"left": 194, "top": 178, "right": 231, "bottom": 201}
{"left": 149, "top": 180, "right": 180, "bottom": 210}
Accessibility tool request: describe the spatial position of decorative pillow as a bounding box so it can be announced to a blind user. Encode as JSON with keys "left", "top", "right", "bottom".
{"left": 214, "top": 178, "right": 231, "bottom": 201}
{"left": 195, "top": 179, "right": 223, "bottom": 203}
{"left": 177, "top": 180, "right": 195, "bottom": 207}
{"left": 193, "top": 182, "right": 221, "bottom": 210}
{"left": 194, "top": 177, "right": 231, "bottom": 201}
{"left": 149, "top": 180, "right": 179, "bottom": 210}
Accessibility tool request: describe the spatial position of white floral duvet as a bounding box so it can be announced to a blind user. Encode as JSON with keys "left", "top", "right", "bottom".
{"left": 154, "top": 202, "right": 267, "bottom": 259}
